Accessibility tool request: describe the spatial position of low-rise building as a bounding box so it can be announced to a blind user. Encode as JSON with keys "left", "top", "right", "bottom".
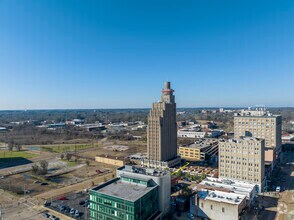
{"left": 199, "top": 177, "right": 258, "bottom": 205}
{"left": 178, "top": 130, "right": 206, "bottom": 138}
{"left": 178, "top": 139, "right": 218, "bottom": 161}
{"left": 66, "top": 119, "right": 84, "bottom": 125}
{"left": 196, "top": 190, "right": 246, "bottom": 220}
{"left": 0, "top": 127, "right": 8, "bottom": 132}
{"left": 95, "top": 155, "right": 127, "bottom": 166}
{"left": 82, "top": 124, "right": 106, "bottom": 131}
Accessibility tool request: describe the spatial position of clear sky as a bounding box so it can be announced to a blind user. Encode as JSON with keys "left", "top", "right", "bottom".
{"left": 0, "top": 0, "right": 293, "bottom": 110}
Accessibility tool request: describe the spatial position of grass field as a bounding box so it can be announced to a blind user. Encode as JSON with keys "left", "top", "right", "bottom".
{"left": 31, "top": 143, "right": 98, "bottom": 153}
{"left": 0, "top": 150, "right": 37, "bottom": 159}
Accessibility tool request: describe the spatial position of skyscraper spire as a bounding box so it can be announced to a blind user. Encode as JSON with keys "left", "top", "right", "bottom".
{"left": 161, "top": 81, "right": 175, "bottom": 103}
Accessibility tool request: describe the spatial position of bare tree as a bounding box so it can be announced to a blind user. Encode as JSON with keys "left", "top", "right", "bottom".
{"left": 39, "top": 160, "right": 48, "bottom": 175}
{"left": 31, "top": 164, "right": 39, "bottom": 175}
{"left": 14, "top": 144, "right": 22, "bottom": 151}
{"left": 7, "top": 141, "right": 14, "bottom": 151}
{"left": 66, "top": 153, "right": 72, "bottom": 161}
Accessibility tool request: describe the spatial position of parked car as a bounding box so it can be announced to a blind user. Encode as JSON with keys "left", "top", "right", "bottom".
{"left": 187, "top": 212, "right": 195, "bottom": 219}
{"left": 58, "top": 196, "right": 67, "bottom": 201}
{"left": 44, "top": 201, "right": 51, "bottom": 207}
{"left": 276, "top": 186, "right": 281, "bottom": 192}
{"left": 59, "top": 205, "right": 66, "bottom": 212}
{"left": 79, "top": 200, "right": 86, "bottom": 205}
{"left": 75, "top": 210, "right": 80, "bottom": 217}
{"left": 70, "top": 208, "right": 75, "bottom": 215}
{"left": 42, "top": 212, "right": 50, "bottom": 218}
{"left": 49, "top": 215, "right": 57, "bottom": 220}
{"left": 64, "top": 206, "right": 70, "bottom": 213}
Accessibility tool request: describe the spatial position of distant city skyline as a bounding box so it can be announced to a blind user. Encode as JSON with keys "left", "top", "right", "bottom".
{"left": 0, "top": 1, "right": 293, "bottom": 110}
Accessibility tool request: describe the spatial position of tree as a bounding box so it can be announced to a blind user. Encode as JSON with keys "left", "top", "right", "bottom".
{"left": 180, "top": 185, "right": 192, "bottom": 196}
{"left": 31, "top": 164, "right": 39, "bottom": 175}
{"left": 85, "top": 160, "right": 90, "bottom": 166}
{"left": 66, "top": 153, "right": 72, "bottom": 161}
{"left": 60, "top": 154, "right": 64, "bottom": 160}
{"left": 192, "top": 175, "right": 200, "bottom": 181}
{"left": 39, "top": 160, "right": 48, "bottom": 175}
{"left": 14, "top": 144, "right": 22, "bottom": 151}
{"left": 7, "top": 141, "right": 14, "bottom": 151}
{"left": 201, "top": 172, "right": 206, "bottom": 180}
{"left": 176, "top": 170, "right": 183, "bottom": 178}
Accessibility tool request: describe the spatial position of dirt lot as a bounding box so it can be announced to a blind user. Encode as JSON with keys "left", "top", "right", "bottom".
{"left": 78, "top": 140, "right": 146, "bottom": 159}
{"left": 0, "top": 173, "right": 56, "bottom": 197}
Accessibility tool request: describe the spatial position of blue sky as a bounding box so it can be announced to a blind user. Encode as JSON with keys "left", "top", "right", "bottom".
{"left": 0, "top": 0, "right": 293, "bottom": 109}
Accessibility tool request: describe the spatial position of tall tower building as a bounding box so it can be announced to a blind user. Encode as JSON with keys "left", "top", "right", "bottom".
{"left": 143, "top": 82, "right": 181, "bottom": 168}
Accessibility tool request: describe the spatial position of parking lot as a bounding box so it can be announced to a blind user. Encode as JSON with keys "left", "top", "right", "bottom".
{"left": 46, "top": 191, "right": 89, "bottom": 220}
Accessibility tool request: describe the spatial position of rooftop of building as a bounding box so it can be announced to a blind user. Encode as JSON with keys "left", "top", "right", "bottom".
{"left": 198, "top": 189, "right": 245, "bottom": 205}
{"left": 219, "top": 136, "right": 263, "bottom": 143}
{"left": 117, "top": 165, "right": 169, "bottom": 177}
{"left": 234, "top": 109, "right": 281, "bottom": 118}
{"left": 180, "top": 138, "right": 218, "bottom": 149}
{"left": 91, "top": 176, "right": 158, "bottom": 202}
{"left": 200, "top": 177, "right": 256, "bottom": 198}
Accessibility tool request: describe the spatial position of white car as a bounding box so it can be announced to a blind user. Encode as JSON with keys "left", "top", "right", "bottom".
{"left": 75, "top": 210, "right": 80, "bottom": 217}
{"left": 70, "top": 208, "right": 75, "bottom": 215}
{"left": 276, "top": 186, "right": 281, "bottom": 192}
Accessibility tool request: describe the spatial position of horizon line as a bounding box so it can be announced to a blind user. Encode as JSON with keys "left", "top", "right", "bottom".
{"left": 0, "top": 106, "right": 293, "bottom": 111}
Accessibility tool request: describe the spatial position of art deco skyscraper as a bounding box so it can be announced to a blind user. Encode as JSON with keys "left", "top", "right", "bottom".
{"left": 144, "top": 82, "right": 180, "bottom": 168}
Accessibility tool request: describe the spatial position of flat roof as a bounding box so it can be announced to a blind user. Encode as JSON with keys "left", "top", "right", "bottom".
{"left": 118, "top": 165, "right": 169, "bottom": 177}
{"left": 219, "top": 136, "right": 263, "bottom": 143}
{"left": 183, "top": 143, "right": 210, "bottom": 149}
{"left": 234, "top": 115, "right": 280, "bottom": 118}
{"left": 198, "top": 190, "right": 245, "bottom": 205}
{"left": 96, "top": 179, "right": 157, "bottom": 202}
{"left": 200, "top": 177, "right": 256, "bottom": 198}
{"left": 181, "top": 139, "right": 218, "bottom": 149}
{"left": 120, "top": 173, "right": 151, "bottom": 182}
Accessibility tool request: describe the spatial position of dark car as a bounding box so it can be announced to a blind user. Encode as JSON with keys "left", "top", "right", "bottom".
{"left": 79, "top": 200, "right": 86, "bottom": 205}
{"left": 44, "top": 201, "right": 51, "bottom": 207}
{"left": 42, "top": 212, "right": 50, "bottom": 218}
{"left": 59, "top": 205, "right": 66, "bottom": 212}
